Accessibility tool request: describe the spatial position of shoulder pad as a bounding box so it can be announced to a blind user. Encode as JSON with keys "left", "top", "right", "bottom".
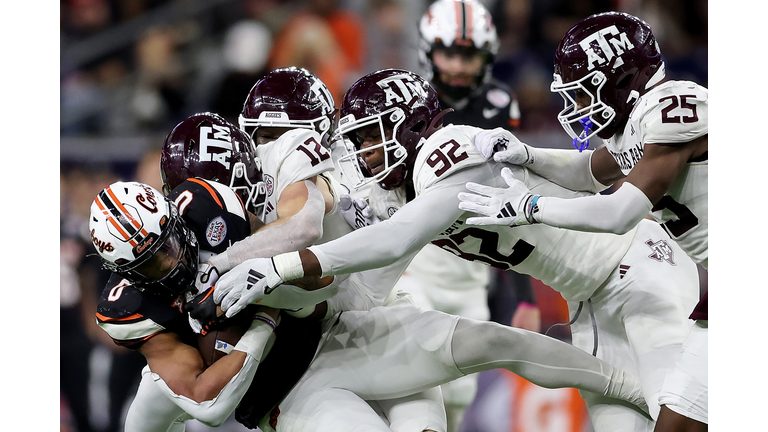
{"left": 412, "top": 125, "right": 487, "bottom": 195}
{"left": 169, "top": 178, "right": 251, "bottom": 254}
{"left": 96, "top": 277, "right": 166, "bottom": 347}
{"left": 634, "top": 81, "right": 708, "bottom": 144}
{"left": 262, "top": 129, "right": 335, "bottom": 200}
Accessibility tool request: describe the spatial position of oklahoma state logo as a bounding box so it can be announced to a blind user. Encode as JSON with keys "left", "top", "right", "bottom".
{"left": 90, "top": 229, "right": 114, "bottom": 253}
{"left": 579, "top": 25, "right": 635, "bottom": 70}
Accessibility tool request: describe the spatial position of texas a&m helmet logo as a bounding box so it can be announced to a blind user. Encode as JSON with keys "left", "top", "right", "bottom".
{"left": 377, "top": 73, "right": 428, "bottom": 107}
{"left": 579, "top": 25, "right": 635, "bottom": 70}
{"left": 199, "top": 124, "right": 234, "bottom": 170}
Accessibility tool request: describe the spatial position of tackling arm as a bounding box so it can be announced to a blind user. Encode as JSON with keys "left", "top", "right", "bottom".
{"left": 307, "top": 181, "right": 468, "bottom": 278}
{"left": 208, "top": 179, "right": 326, "bottom": 272}
{"left": 535, "top": 138, "right": 705, "bottom": 234}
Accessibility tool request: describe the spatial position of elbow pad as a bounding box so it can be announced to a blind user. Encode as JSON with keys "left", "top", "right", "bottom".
{"left": 537, "top": 182, "right": 652, "bottom": 234}
{"left": 210, "top": 180, "right": 325, "bottom": 272}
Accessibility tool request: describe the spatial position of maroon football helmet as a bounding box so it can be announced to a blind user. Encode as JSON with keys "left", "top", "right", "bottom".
{"left": 336, "top": 69, "right": 447, "bottom": 190}
{"left": 239, "top": 67, "right": 336, "bottom": 147}
{"left": 550, "top": 12, "right": 665, "bottom": 148}
{"left": 160, "top": 112, "right": 267, "bottom": 218}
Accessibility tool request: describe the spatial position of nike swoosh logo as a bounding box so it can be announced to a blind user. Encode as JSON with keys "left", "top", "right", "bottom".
{"left": 483, "top": 108, "right": 499, "bottom": 118}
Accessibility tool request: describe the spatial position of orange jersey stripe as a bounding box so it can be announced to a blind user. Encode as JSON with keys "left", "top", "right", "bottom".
{"left": 189, "top": 178, "right": 224, "bottom": 209}
{"left": 96, "top": 312, "right": 144, "bottom": 322}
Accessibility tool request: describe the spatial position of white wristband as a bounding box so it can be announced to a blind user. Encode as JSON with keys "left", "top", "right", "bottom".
{"left": 272, "top": 251, "right": 305, "bottom": 282}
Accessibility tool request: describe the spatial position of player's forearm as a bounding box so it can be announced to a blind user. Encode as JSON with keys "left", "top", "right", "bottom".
{"left": 536, "top": 182, "right": 652, "bottom": 234}
{"left": 306, "top": 186, "right": 463, "bottom": 277}
{"left": 209, "top": 180, "right": 325, "bottom": 272}
{"left": 523, "top": 147, "right": 610, "bottom": 194}
{"left": 152, "top": 319, "right": 275, "bottom": 426}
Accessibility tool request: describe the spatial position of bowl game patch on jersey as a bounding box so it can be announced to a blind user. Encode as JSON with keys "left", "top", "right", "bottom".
{"left": 205, "top": 216, "right": 228, "bottom": 248}
{"left": 486, "top": 88, "right": 510, "bottom": 108}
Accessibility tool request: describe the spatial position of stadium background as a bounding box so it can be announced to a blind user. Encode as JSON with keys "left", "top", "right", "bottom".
{"left": 59, "top": 1, "right": 707, "bottom": 431}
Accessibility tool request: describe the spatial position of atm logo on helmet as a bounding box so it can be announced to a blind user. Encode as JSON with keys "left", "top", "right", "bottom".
{"left": 579, "top": 25, "right": 635, "bottom": 70}
{"left": 199, "top": 125, "right": 234, "bottom": 170}
{"left": 377, "top": 74, "right": 427, "bottom": 107}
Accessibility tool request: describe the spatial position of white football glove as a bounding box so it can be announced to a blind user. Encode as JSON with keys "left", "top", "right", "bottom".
{"left": 473, "top": 127, "right": 534, "bottom": 165}
{"left": 458, "top": 167, "right": 541, "bottom": 227}
{"left": 339, "top": 194, "right": 380, "bottom": 230}
{"left": 213, "top": 258, "right": 284, "bottom": 318}
{"left": 194, "top": 262, "right": 219, "bottom": 296}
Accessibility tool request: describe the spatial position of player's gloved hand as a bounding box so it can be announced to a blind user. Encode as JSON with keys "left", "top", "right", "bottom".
{"left": 339, "top": 194, "right": 380, "bottom": 230}
{"left": 473, "top": 128, "right": 533, "bottom": 165}
{"left": 194, "top": 262, "right": 219, "bottom": 296}
{"left": 458, "top": 167, "right": 541, "bottom": 227}
{"left": 184, "top": 287, "right": 222, "bottom": 335}
{"left": 213, "top": 258, "right": 284, "bottom": 319}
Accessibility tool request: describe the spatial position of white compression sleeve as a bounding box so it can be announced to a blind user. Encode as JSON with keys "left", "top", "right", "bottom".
{"left": 125, "top": 366, "right": 191, "bottom": 432}
{"left": 148, "top": 320, "right": 275, "bottom": 427}
{"left": 536, "top": 182, "right": 653, "bottom": 234}
{"left": 522, "top": 147, "right": 609, "bottom": 194}
{"left": 308, "top": 169, "right": 479, "bottom": 277}
{"left": 209, "top": 180, "right": 325, "bottom": 272}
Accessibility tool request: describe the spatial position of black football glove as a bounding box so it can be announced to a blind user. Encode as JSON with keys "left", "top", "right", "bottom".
{"left": 184, "top": 287, "right": 223, "bottom": 335}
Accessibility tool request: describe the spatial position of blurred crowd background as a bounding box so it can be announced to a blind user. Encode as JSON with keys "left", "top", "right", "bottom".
{"left": 60, "top": 1, "right": 707, "bottom": 431}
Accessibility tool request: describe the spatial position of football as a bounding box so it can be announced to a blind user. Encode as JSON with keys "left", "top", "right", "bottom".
{"left": 197, "top": 306, "right": 257, "bottom": 368}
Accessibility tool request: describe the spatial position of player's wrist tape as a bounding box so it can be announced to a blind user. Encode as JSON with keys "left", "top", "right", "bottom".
{"left": 272, "top": 251, "right": 305, "bottom": 282}
{"left": 252, "top": 311, "right": 278, "bottom": 331}
{"left": 521, "top": 144, "right": 535, "bottom": 165}
{"left": 517, "top": 302, "right": 538, "bottom": 310}
{"left": 234, "top": 316, "right": 276, "bottom": 359}
{"left": 524, "top": 195, "right": 542, "bottom": 224}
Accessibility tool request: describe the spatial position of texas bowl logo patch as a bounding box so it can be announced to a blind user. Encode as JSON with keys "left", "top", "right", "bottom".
{"left": 264, "top": 174, "right": 275, "bottom": 197}
{"left": 487, "top": 89, "right": 510, "bottom": 108}
{"left": 205, "top": 216, "right": 228, "bottom": 248}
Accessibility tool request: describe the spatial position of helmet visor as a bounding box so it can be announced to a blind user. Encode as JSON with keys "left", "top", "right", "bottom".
{"left": 133, "top": 231, "right": 185, "bottom": 281}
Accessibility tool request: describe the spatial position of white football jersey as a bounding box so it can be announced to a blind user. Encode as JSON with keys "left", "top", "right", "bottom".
{"left": 364, "top": 125, "right": 636, "bottom": 302}
{"left": 255, "top": 129, "right": 404, "bottom": 310}
{"left": 254, "top": 128, "right": 353, "bottom": 245}
{"left": 604, "top": 80, "right": 708, "bottom": 267}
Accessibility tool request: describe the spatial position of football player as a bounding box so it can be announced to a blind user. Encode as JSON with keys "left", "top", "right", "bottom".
{"left": 214, "top": 68, "right": 700, "bottom": 432}
{"left": 164, "top": 84, "right": 448, "bottom": 431}
{"left": 90, "top": 180, "right": 282, "bottom": 431}
{"left": 93, "top": 121, "right": 332, "bottom": 431}
{"left": 170, "top": 73, "right": 648, "bottom": 432}
{"left": 405, "top": 2, "right": 536, "bottom": 429}
{"left": 457, "top": 12, "right": 708, "bottom": 432}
